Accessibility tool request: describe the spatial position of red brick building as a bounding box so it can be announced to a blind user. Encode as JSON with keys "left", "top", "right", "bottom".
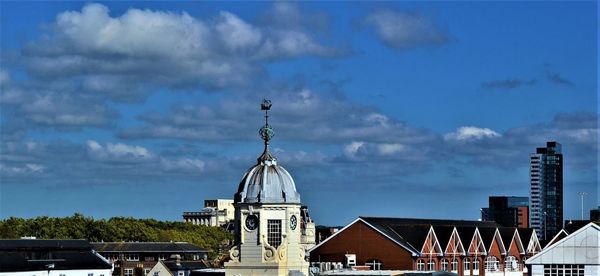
{"left": 308, "top": 217, "right": 542, "bottom": 276}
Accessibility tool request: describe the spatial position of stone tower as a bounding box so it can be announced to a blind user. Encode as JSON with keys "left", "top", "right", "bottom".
{"left": 225, "top": 100, "right": 310, "bottom": 276}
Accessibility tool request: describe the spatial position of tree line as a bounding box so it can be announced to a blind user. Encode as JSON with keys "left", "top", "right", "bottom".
{"left": 0, "top": 213, "right": 232, "bottom": 259}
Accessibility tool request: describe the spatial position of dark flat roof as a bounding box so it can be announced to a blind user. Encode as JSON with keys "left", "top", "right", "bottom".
{"left": 92, "top": 242, "right": 208, "bottom": 253}
{"left": 0, "top": 239, "right": 111, "bottom": 272}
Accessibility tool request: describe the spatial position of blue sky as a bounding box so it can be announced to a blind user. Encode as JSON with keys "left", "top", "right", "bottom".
{"left": 0, "top": 1, "right": 597, "bottom": 226}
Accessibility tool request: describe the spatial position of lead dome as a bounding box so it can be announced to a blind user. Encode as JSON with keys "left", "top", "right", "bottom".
{"left": 234, "top": 100, "right": 301, "bottom": 204}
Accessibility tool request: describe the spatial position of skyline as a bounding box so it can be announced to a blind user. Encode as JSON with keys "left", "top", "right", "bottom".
{"left": 0, "top": 1, "right": 597, "bottom": 225}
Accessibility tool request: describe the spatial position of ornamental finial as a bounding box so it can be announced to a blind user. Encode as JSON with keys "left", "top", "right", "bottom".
{"left": 258, "top": 99, "right": 276, "bottom": 162}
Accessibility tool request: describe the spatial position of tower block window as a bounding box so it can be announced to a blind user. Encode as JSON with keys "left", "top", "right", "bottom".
{"left": 267, "top": 220, "right": 282, "bottom": 248}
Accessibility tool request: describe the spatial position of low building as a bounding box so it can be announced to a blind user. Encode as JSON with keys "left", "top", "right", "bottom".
{"left": 525, "top": 222, "right": 599, "bottom": 276}
{"left": 309, "top": 217, "right": 542, "bottom": 276}
{"left": 146, "top": 255, "right": 210, "bottom": 276}
{"left": 183, "top": 199, "right": 234, "bottom": 227}
{"left": 92, "top": 242, "right": 209, "bottom": 276}
{"left": 0, "top": 239, "right": 112, "bottom": 276}
{"left": 481, "top": 196, "right": 529, "bottom": 228}
{"left": 590, "top": 207, "right": 600, "bottom": 221}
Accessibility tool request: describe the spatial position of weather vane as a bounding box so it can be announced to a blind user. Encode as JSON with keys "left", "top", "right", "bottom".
{"left": 259, "top": 99, "right": 274, "bottom": 144}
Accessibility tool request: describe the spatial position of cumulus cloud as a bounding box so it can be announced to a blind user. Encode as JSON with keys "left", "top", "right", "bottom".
{"left": 20, "top": 3, "right": 342, "bottom": 96}
{"left": 0, "top": 79, "right": 117, "bottom": 129}
{"left": 444, "top": 126, "right": 501, "bottom": 141}
{"left": 119, "top": 87, "right": 435, "bottom": 146}
{"left": 86, "top": 140, "right": 154, "bottom": 162}
{"left": 361, "top": 10, "right": 450, "bottom": 49}
{"left": 0, "top": 163, "right": 45, "bottom": 176}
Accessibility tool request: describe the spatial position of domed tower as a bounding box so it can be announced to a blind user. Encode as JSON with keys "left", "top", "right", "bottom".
{"left": 225, "top": 100, "right": 310, "bottom": 276}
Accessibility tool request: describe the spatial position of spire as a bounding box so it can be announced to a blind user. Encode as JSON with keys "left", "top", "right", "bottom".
{"left": 258, "top": 99, "right": 276, "bottom": 163}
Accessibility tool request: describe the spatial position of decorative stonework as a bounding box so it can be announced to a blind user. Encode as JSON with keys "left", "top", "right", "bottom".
{"left": 229, "top": 245, "right": 240, "bottom": 263}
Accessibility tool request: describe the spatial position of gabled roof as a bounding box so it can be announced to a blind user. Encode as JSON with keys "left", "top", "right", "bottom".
{"left": 544, "top": 229, "right": 569, "bottom": 249}
{"left": 433, "top": 226, "right": 455, "bottom": 250}
{"left": 498, "top": 228, "right": 516, "bottom": 251}
{"left": 516, "top": 228, "right": 534, "bottom": 242}
{"left": 309, "top": 216, "right": 499, "bottom": 256}
{"left": 92, "top": 242, "right": 208, "bottom": 253}
{"left": 477, "top": 227, "right": 497, "bottom": 249}
{"left": 456, "top": 226, "right": 477, "bottom": 248}
{"left": 526, "top": 222, "right": 600, "bottom": 265}
{"left": 0, "top": 239, "right": 111, "bottom": 272}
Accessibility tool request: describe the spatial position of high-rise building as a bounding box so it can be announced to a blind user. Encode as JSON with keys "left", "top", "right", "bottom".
{"left": 529, "top": 141, "right": 563, "bottom": 241}
{"left": 481, "top": 196, "right": 529, "bottom": 228}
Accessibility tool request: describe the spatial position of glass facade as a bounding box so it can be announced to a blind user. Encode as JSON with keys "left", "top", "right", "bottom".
{"left": 530, "top": 141, "right": 563, "bottom": 241}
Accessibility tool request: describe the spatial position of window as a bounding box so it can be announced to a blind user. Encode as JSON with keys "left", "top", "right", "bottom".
{"left": 267, "top": 220, "right": 282, "bottom": 248}
{"left": 145, "top": 256, "right": 155, "bottom": 261}
{"left": 485, "top": 256, "right": 499, "bottom": 272}
{"left": 158, "top": 254, "right": 167, "bottom": 261}
{"left": 441, "top": 259, "right": 448, "bottom": 271}
{"left": 417, "top": 259, "right": 425, "bottom": 271}
{"left": 125, "top": 253, "right": 139, "bottom": 261}
{"left": 88, "top": 274, "right": 93, "bottom": 276}
{"left": 154, "top": 273, "right": 159, "bottom": 276}
{"left": 178, "top": 272, "right": 184, "bottom": 276}
{"left": 124, "top": 269, "right": 134, "bottom": 276}
{"left": 365, "top": 259, "right": 382, "bottom": 271}
{"left": 144, "top": 269, "right": 151, "bottom": 276}
{"left": 505, "top": 256, "right": 518, "bottom": 271}
{"left": 464, "top": 259, "right": 470, "bottom": 272}
{"left": 428, "top": 260, "right": 435, "bottom": 271}
{"left": 473, "top": 259, "right": 480, "bottom": 270}
{"left": 544, "top": 264, "right": 585, "bottom": 276}
{"left": 451, "top": 259, "right": 458, "bottom": 271}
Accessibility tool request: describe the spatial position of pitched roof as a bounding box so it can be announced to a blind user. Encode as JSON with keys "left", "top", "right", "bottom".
{"left": 498, "top": 228, "right": 516, "bottom": 248}
{"left": 477, "top": 227, "right": 497, "bottom": 248}
{"left": 0, "top": 239, "right": 111, "bottom": 272}
{"left": 455, "top": 226, "right": 477, "bottom": 247}
{"left": 526, "top": 222, "right": 600, "bottom": 265}
{"left": 91, "top": 242, "right": 208, "bottom": 253}
{"left": 544, "top": 229, "right": 569, "bottom": 249}
{"left": 163, "top": 260, "right": 209, "bottom": 271}
{"left": 360, "top": 217, "right": 497, "bottom": 254}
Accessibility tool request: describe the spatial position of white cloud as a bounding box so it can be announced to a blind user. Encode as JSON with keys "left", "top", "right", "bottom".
{"left": 0, "top": 163, "right": 45, "bottom": 176}
{"left": 86, "top": 140, "right": 153, "bottom": 161}
{"left": 160, "top": 157, "right": 205, "bottom": 173}
{"left": 362, "top": 10, "right": 449, "bottom": 49}
{"left": 343, "top": 141, "right": 365, "bottom": 158}
{"left": 444, "top": 126, "right": 501, "bottom": 141}
{"left": 23, "top": 3, "right": 341, "bottom": 94}
{"left": 377, "top": 143, "right": 404, "bottom": 155}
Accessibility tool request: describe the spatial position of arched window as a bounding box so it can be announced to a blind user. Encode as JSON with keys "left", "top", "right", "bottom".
{"left": 441, "top": 259, "right": 448, "bottom": 271}
{"left": 428, "top": 260, "right": 435, "bottom": 271}
{"left": 463, "top": 259, "right": 471, "bottom": 274}
{"left": 473, "top": 258, "right": 480, "bottom": 270}
{"left": 485, "top": 256, "right": 499, "bottom": 272}
{"left": 451, "top": 259, "right": 458, "bottom": 271}
{"left": 417, "top": 259, "right": 425, "bottom": 271}
{"left": 504, "top": 256, "right": 518, "bottom": 271}
{"left": 366, "top": 259, "right": 383, "bottom": 271}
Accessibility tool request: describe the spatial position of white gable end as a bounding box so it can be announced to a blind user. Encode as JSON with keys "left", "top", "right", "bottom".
{"left": 526, "top": 223, "right": 600, "bottom": 265}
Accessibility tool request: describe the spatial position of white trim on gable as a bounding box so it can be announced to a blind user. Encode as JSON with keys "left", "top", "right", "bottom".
{"left": 468, "top": 228, "right": 487, "bottom": 256}
{"left": 307, "top": 217, "right": 361, "bottom": 253}
{"left": 543, "top": 229, "right": 569, "bottom": 249}
{"left": 420, "top": 226, "right": 443, "bottom": 257}
{"left": 444, "top": 227, "right": 466, "bottom": 256}
{"left": 488, "top": 228, "right": 506, "bottom": 255}
{"left": 508, "top": 229, "right": 525, "bottom": 255}
{"left": 307, "top": 217, "right": 420, "bottom": 256}
{"left": 526, "top": 222, "right": 600, "bottom": 265}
